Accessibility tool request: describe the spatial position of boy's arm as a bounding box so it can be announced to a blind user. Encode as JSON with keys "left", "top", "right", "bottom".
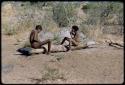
{"left": 34, "top": 31, "right": 38, "bottom": 41}
{"left": 70, "top": 31, "right": 75, "bottom": 39}
{"left": 30, "top": 30, "right": 35, "bottom": 42}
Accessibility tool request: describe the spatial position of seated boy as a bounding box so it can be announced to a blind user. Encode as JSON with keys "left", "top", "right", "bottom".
{"left": 60, "top": 25, "right": 80, "bottom": 50}
{"left": 29, "top": 25, "right": 51, "bottom": 54}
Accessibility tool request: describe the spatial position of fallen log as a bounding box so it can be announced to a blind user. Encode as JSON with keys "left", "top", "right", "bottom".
{"left": 17, "top": 43, "right": 89, "bottom": 55}
{"left": 70, "top": 44, "right": 88, "bottom": 51}
{"left": 32, "top": 44, "right": 89, "bottom": 53}
{"left": 17, "top": 40, "right": 98, "bottom": 55}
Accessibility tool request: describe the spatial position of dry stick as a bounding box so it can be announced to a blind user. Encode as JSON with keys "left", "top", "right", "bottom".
{"left": 109, "top": 42, "right": 123, "bottom": 47}
{"left": 106, "top": 39, "right": 123, "bottom": 49}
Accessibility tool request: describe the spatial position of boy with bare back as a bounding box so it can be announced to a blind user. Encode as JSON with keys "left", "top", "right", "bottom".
{"left": 61, "top": 25, "right": 80, "bottom": 50}
{"left": 30, "top": 25, "right": 51, "bottom": 54}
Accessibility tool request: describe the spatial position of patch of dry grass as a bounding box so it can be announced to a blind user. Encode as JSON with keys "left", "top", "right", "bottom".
{"left": 29, "top": 66, "right": 66, "bottom": 84}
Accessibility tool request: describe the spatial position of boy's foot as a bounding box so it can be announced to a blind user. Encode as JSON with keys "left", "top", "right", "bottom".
{"left": 41, "top": 47, "right": 47, "bottom": 54}
{"left": 64, "top": 45, "right": 71, "bottom": 52}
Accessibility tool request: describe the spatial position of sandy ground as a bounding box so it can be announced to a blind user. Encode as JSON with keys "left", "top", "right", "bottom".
{"left": 1, "top": 35, "right": 124, "bottom": 84}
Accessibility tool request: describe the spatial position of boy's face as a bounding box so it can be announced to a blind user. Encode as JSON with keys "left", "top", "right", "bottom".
{"left": 71, "top": 28, "right": 75, "bottom": 33}
{"left": 37, "top": 29, "right": 42, "bottom": 33}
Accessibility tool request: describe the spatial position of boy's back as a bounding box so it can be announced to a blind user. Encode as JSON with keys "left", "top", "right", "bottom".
{"left": 30, "top": 30, "right": 39, "bottom": 44}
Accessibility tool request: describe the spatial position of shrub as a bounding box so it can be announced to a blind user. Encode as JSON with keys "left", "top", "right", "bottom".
{"left": 52, "top": 2, "right": 77, "bottom": 27}
{"left": 80, "top": 2, "right": 123, "bottom": 39}
{"left": 42, "top": 67, "right": 65, "bottom": 82}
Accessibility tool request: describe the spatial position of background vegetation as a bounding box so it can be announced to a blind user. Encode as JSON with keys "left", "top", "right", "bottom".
{"left": 2, "top": 1, "right": 123, "bottom": 41}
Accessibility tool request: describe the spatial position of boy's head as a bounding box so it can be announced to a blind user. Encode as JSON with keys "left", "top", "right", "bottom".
{"left": 35, "top": 25, "right": 42, "bottom": 33}
{"left": 72, "top": 25, "right": 79, "bottom": 32}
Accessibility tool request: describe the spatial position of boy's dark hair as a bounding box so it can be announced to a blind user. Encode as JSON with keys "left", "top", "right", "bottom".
{"left": 35, "top": 25, "right": 42, "bottom": 30}
{"left": 72, "top": 25, "right": 79, "bottom": 31}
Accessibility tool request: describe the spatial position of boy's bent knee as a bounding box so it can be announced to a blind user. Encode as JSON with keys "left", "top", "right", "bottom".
{"left": 65, "top": 37, "right": 70, "bottom": 40}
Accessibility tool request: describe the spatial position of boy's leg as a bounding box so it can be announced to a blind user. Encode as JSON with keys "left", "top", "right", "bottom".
{"left": 61, "top": 37, "right": 67, "bottom": 45}
{"left": 70, "top": 39, "right": 78, "bottom": 46}
{"left": 60, "top": 37, "right": 72, "bottom": 50}
{"left": 61, "top": 37, "right": 71, "bottom": 45}
{"left": 40, "top": 39, "right": 51, "bottom": 54}
{"left": 67, "top": 38, "right": 78, "bottom": 50}
{"left": 41, "top": 46, "right": 47, "bottom": 54}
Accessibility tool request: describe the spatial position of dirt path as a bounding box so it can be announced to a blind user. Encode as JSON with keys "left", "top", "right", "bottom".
{"left": 2, "top": 35, "right": 124, "bottom": 84}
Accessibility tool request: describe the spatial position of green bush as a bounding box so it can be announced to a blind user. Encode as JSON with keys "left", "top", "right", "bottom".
{"left": 2, "top": 1, "right": 123, "bottom": 37}
{"left": 80, "top": 2, "right": 123, "bottom": 37}
{"left": 52, "top": 3, "right": 77, "bottom": 27}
